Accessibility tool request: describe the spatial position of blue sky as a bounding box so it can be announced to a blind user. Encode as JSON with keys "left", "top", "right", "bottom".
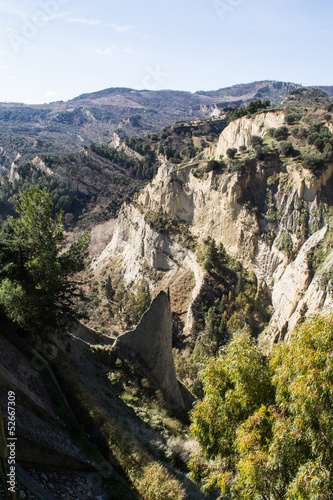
{"left": 0, "top": 0, "right": 332, "bottom": 104}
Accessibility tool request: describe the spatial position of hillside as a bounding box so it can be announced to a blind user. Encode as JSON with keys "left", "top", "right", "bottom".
{"left": 0, "top": 81, "right": 303, "bottom": 175}
{"left": 1, "top": 85, "right": 333, "bottom": 499}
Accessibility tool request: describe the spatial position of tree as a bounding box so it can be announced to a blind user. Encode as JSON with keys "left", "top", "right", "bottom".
{"left": 226, "top": 148, "right": 237, "bottom": 159}
{"left": 197, "top": 237, "right": 219, "bottom": 272}
{"left": 250, "top": 135, "right": 263, "bottom": 147}
{"left": 233, "top": 314, "right": 333, "bottom": 499}
{"left": 205, "top": 159, "right": 220, "bottom": 172}
{"left": 280, "top": 141, "right": 296, "bottom": 157}
{"left": 189, "top": 313, "right": 333, "bottom": 498}
{"left": 0, "top": 186, "right": 90, "bottom": 332}
{"left": 273, "top": 126, "right": 289, "bottom": 141}
{"left": 189, "top": 329, "right": 273, "bottom": 494}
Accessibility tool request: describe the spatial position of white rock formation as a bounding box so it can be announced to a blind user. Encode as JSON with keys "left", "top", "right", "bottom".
{"left": 212, "top": 110, "right": 285, "bottom": 159}
{"left": 92, "top": 113, "right": 333, "bottom": 349}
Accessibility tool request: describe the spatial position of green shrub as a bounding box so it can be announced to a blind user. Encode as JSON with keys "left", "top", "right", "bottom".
{"left": 273, "top": 126, "right": 289, "bottom": 141}
{"left": 226, "top": 148, "right": 237, "bottom": 159}
{"left": 285, "top": 112, "right": 302, "bottom": 125}
{"left": 302, "top": 155, "right": 325, "bottom": 171}
{"left": 280, "top": 141, "right": 296, "bottom": 157}
{"left": 250, "top": 135, "right": 263, "bottom": 147}
{"left": 136, "top": 462, "right": 186, "bottom": 500}
{"left": 205, "top": 159, "right": 220, "bottom": 172}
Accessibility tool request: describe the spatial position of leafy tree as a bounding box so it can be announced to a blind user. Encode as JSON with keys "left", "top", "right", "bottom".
{"left": 250, "top": 135, "right": 263, "bottom": 147}
{"left": 227, "top": 100, "right": 270, "bottom": 124}
{"left": 0, "top": 186, "right": 90, "bottom": 332}
{"left": 114, "top": 278, "right": 151, "bottom": 326}
{"left": 205, "top": 159, "right": 220, "bottom": 172}
{"left": 285, "top": 112, "right": 302, "bottom": 125}
{"left": 302, "top": 154, "right": 325, "bottom": 172}
{"left": 189, "top": 329, "right": 273, "bottom": 494}
{"left": 234, "top": 314, "right": 333, "bottom": 499}
{"left": 273, "top": 126, "right": 289, "bottom": 141}
{"left": 197, "top": 237, "right": 219, "bottom": 272}
{"left": 280, "top": 141, "right": 296, "bottom": 157}
{"left": 226, "top": 148, "right": 237, "bottom": 159}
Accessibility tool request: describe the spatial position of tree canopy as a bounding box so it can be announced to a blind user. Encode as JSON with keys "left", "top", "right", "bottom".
{"left": 0, "top": 186, "right": 90, "bottom": 332}
{"left": 189, "top": 314, "right": 333, "bottom": 499}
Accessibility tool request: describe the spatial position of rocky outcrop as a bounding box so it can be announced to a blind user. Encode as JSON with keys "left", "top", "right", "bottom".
{"left": 211, "top": 110, "right": 285, "bottom": 159}
{"left": 259, "top": 226, "right": 333, "bottom": 353}
{"left": 92, "top": 192, "right": 205, "bottom": 333}
{"left": 113, "top": 291, "right": 193, "bottom": 414}
{"left": 118, "top": 143, "right": 144, "bottom": 161}
{"left": 92, "top": 110, "right": 333, "bottom": 349}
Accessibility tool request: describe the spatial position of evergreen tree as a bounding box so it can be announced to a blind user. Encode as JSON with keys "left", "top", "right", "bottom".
{"left": 0, "top": 186, "right": 90, "bottom": 332}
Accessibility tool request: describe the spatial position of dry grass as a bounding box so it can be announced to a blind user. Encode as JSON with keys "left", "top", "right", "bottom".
{"left": 136, "top": 462, "right": 186, "bottom": 500}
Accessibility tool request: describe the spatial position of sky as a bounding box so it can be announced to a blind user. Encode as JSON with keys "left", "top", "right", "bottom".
{"left": 0, "top": 0, "right": 332, "bottom": 104}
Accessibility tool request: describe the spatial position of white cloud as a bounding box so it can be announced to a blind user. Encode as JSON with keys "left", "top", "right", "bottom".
{"left": 65, "top": 16, "right": 101, "bottom": 26}
{"left": 124, "top": 48, "right": 134, "bottom": 54}
{"left": 108, "top": 23, "right": 136, "bottom": 32}
{"left": 86, "top": 45, "right": 115, "bottom": 56}
{"left": 0, "top": 3, "right": 26, "bottom": 18}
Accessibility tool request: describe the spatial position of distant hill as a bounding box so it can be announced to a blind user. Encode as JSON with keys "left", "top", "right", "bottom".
{"left": 0, "top": 80, "right": 307, "bottom": 172}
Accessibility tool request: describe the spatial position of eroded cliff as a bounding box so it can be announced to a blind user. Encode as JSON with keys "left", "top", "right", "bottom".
{"left": 92, "top": 108, "right": 333, "bottom": 351}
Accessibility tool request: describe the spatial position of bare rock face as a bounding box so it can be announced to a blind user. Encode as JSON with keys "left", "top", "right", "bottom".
{"left": 212, "top": 110, "right": 285, "bottom": 159}
{"left": 114, "top": 291, "right": 190, "bottom": 413}
{"left": 92, "top": 111, "right": 333, "bottom": 351}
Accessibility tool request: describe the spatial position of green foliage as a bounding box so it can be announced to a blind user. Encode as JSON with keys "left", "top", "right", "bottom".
{"left": 144, "top": 209, "right": 196, "bottom": 250}
{"left": 0, "top": 162, "right": 86, "bottom": 221}
{"left": 303, "top": 122, "right": 333, "bottom": 171}
{"left": 114, "top": 278, "right": 151, "bottom": 327}
{"left": 280, "top": 140, "right": 297, "bottom": 157}
{"left": 272, "top": 125, "right": 289, "bottom": 141}
{"left": 302, "top": 154, "right": 325, "bottom": 172}
{"left": 0, "top": 186, "right": 90, "bottom": 332}
{"left": 227, "top": 99, "right": 270, "bottom": 124}
{"left": 90, "top": 143, "right": 157, "bottom": 180}
{"left": 275, "top": 229, "right": 293, "bottom": 258}
{"left": 285, "top": 112, "right": 302, "bottom": 125}
{"left": 190, "top": 314, "right": 333, "bottom": 498}
{"left": 226, "top": 148, "right": 237, "bottom": 159}
{"left": 136, "top": 462, "right": 186, "bottom": 500}
{"left": 250, "top": 135, "right": 263, "bottom": 147}
{"left": 189, "top": 330, "right": 273, "bottom": 493}
{"left": 205, "top": 159, "right": 221, "bottom": 172}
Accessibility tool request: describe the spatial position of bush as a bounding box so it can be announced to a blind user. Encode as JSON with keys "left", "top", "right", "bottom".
{"left": 280, "top": 141, "right": 296, "bottom": 157}
{"left": 273, "top": 126, "right": 289, "bottom": 141}
{"left": 302, "top": 154, "right": 325, "bottom": 171}
{"left": 254, "top": 145, "right": 264, "bottom": 160}
{"left": 285, "top": 112, "right": 302, "bottom": 125}
{"left": 227, "top": 99, "right": 270, "bottom": 124}
{"left": 136, "top": 463, "right": 186, "bottom": 500}
{"left": 205, "top": 159, "right": 220, "bottom": 172}
{"left": 226, "top": 148, "right": 237, "bottom": 159}
{"left": 250, "top": 135, "right": 263, "bottom": 147}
